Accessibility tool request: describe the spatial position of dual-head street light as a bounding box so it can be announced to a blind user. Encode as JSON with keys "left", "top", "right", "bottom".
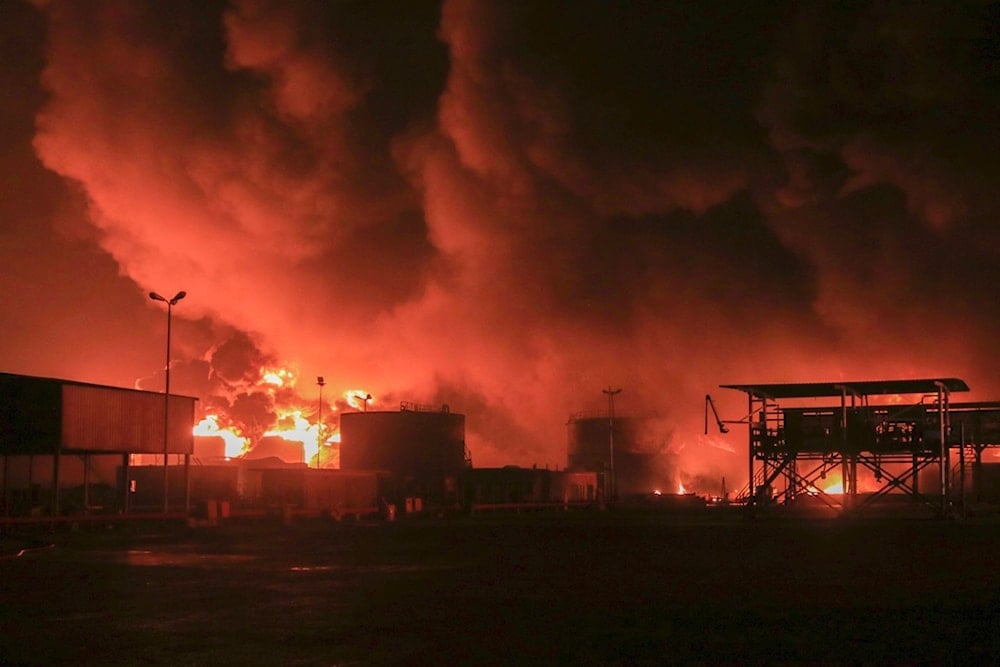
{"left": 149, "top": 290, "right": 186, "bottom": 514}
{"left": 354, "top": 393, "right": 372, "bottom": 412}
{"left": 316, "top": 377, "right": 326, "bottom": 469}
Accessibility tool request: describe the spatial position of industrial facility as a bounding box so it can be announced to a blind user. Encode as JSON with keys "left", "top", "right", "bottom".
{"left": 3, "top": 371, "right": 1000, "bottom": 523}
{"left": 0, "top": 373, "right": 601, "bottom": 521}
{"left": 711, "top": 378, "right": 1000, "bottom": 516}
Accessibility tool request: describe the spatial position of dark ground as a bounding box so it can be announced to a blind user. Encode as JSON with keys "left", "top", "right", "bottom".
{"left": 1, "top": 509, "right": 999, "bottom": 666}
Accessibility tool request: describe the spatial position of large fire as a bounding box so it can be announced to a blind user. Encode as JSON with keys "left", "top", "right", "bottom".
{"left": 264, "top": 409, "right": 323, "bottom": 463}
{"left": 815, "top": 476, "right": 844, "bottom": 495}
{"left": 191, "top": 364, "right": 367, "bottom": 468}
{"left": 193, "top": 415, "right": 249, "bottom": 458}
{"left": 260, "top": 367, "right": 293, "bottom": 388}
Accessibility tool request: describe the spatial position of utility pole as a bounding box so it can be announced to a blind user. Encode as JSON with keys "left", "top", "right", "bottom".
{"left": 603, "top": 386, "right": 622, "bottom": 501}
{"left": 149, "top": 290, "right": 186, "bottom": 514}
{"left": 316, "top": 376, "right": 326, "bottom": 468}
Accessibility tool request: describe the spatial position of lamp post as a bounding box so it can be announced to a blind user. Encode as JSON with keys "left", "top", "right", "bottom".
{"left": 603, "top": 386, "right": 621, "bottom": 502}
{"left": 354, "top": 393, "right": 372, "bottom": 412}
{"left": 149, "top": 290, "right": 186, "bottom": 513}
{"left": 316, "top": 376, "right": 326, "bottom": 468}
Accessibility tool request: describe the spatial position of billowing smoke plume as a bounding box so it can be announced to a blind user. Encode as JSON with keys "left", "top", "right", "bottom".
{"left": 10, "top": 1, "right": 1000, "bottom": 487}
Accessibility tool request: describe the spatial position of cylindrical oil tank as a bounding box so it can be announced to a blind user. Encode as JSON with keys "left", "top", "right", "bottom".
{"left": 567, "top": 414, "right": 673, "bottom": 496}
{"left": 340, "top": 408, "right": 466, "bottom": 476}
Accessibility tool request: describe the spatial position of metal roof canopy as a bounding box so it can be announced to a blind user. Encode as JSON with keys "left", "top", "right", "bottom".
{"left": 0, "top": 371, "right": 197, "bottom": 455}
{"left": 720, "top": 378, "right": 969, "bottom": 400}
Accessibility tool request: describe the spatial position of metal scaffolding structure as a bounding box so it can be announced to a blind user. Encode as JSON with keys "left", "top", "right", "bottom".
{"left": 715, "top": 378, "right": 1000, "bottom": 516}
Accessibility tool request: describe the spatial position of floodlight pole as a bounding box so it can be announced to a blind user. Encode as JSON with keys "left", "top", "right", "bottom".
{"left": 603, "top": 387, "right": 622, "bottom": 501}
{"left": 317, "top": 376, "right": 326, "bottom": 468}
{"left": 149, "top": 290, "right": 186, "bottom": 514}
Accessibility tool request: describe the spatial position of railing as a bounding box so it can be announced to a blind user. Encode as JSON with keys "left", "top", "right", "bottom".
{"left": 399, "top": 401, "right": 449, "bottom": 413}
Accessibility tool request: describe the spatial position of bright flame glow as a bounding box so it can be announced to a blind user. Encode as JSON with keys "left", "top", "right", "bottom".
{"left": 190, "top": 360, "right": 351, "bottom": 466}
{"left": 260, "top": 366, "right": 295, "bottom": 388}
{"left": 193, "top": 415, "right": 250, "bottom": 458}
{"left": 808, "top": 474, "right": 844, "bottom": 495}
{"left": 345, "top": 389, "right": 374, "bottom": 411}
{"left": 266, "top": 409, "right": 320, "bottom": 462}
{"left": 677, "top": 481, "right": 687, "bottom": 495}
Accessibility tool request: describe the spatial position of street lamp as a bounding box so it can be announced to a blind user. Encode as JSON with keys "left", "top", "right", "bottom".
{"left": 354, "top": 393, "right": 372, "bottom": 412}
{"left": 149, "top": 290, "right": 186, "bottom": 513}
{"left": 316, "top": 376, "right": 326, "bottom": 468}
{"left": 603, "top": 386, "right": 621, "bottom": 502}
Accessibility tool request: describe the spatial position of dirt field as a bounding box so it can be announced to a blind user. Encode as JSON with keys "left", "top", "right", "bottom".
{"left": 2, "top": 509, "right": 999, "bottom": 665}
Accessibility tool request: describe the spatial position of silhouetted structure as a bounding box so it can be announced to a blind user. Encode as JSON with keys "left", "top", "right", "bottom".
{"left": 461, "top": 467, "right": 598, "bottom": 510}
{"left": 340, "top": 403, "right": 467, "bottom": 474}
{"left": 567, "top": 413, "right": 674, "bottom": 497}
{"left": 340, "top": 402, "right": 469, "bottom": 506}
{"left": 0, "top": 372, "right": 196, "bottom": 517}
{"left": 718, "top": 378, "right": 1000, "bottom": 516}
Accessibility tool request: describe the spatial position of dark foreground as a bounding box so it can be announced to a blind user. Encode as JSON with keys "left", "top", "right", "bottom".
{"left": 2, "top": 510, "right": 999, "bottom": 666}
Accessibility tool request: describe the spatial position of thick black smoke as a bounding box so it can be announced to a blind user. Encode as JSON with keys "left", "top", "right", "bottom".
{"left": 1, "top": 1, "right": 997, "bottom": 485}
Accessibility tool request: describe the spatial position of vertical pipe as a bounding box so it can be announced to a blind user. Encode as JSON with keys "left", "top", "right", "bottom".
{"left": 184, "top": 453, "right": 191, "bottom": 515}
{"left": 959, "top": 422, "right": 966, "bottom": 518}
{"left": 83, "top": 453, "right": 90, "bottom": 514}
{"left": 849, "top": 393, "right": 858, "bottom": 504}
{"left": 122, "top": 453, "right": 130, "bottom": 515}
{"left": 840, "top": 388, "right": 848, "bottom": 511}
{"left": 52, "top": 450, "right": 60, "bottom": 517}
{"left": 974, "top": 445, "right": 983, "bottom": 503}
{"left": 747, "top": 393, "right": 754, "bottom": 506}
{"left": 2, "top": 455, "right": 8, "bottom": 517}
{"left": 937, "top": 384, "right": 947, "bottom": 517}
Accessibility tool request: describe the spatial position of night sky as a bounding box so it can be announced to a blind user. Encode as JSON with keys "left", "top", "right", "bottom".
{"left": 2, "top": 1, "right": 998, "bottom": 485}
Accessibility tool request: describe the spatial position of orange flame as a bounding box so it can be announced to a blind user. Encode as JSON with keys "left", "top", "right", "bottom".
{"left": 808, "top": 473, "right": 844, "bottom": 495}
{"left": 345, "top": 389, "right": 375, "bottom": 411}
{"left": 191, "top": 363, "right": 352, "bottom": 466}
{"left": 266, "top": 409, "right": 322, "bottom": 462}
{"left": 260, "top": 366, "right": 294, "bottom": 388}
{"left": 193, "top": 415, "right": 250, "bottom": 458}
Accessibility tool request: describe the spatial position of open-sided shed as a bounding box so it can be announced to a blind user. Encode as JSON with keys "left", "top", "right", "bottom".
{"left": 715, "top": 378, "right": 1000, "bottom": 516}
{"left": 0, "top": 372, "right": 196, "bottom": 518}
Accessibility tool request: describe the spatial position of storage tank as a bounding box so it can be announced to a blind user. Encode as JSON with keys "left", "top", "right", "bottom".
{"left": 567, "top": 413, "right": 673, "bottom": 496}
{"left": 340, "top": 403, "right": 467, "bottom": 477}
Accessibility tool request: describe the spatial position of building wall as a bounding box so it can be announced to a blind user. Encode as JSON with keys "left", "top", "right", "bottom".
{"left": 0, "top": 372, "right": 195, "bottom": 456}
{"left": 462, "top": 467, "right": 599, "bottom": 506}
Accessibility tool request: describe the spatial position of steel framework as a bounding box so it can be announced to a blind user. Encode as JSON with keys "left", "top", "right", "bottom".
{"left": 715, "top": 379, "right": 1000, "bottom": 516}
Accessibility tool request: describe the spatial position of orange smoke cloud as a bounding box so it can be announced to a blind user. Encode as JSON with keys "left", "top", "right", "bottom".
{"left": 5, "top": 1, "right": 996, "bottom": 490}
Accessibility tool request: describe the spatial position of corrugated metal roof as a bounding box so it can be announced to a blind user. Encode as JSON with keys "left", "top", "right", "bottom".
{"left": 720, "top": 378, "right": 969, "bottom": 399}
{"left": 1, "top": 372, "right": 197, "bottom": 455}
